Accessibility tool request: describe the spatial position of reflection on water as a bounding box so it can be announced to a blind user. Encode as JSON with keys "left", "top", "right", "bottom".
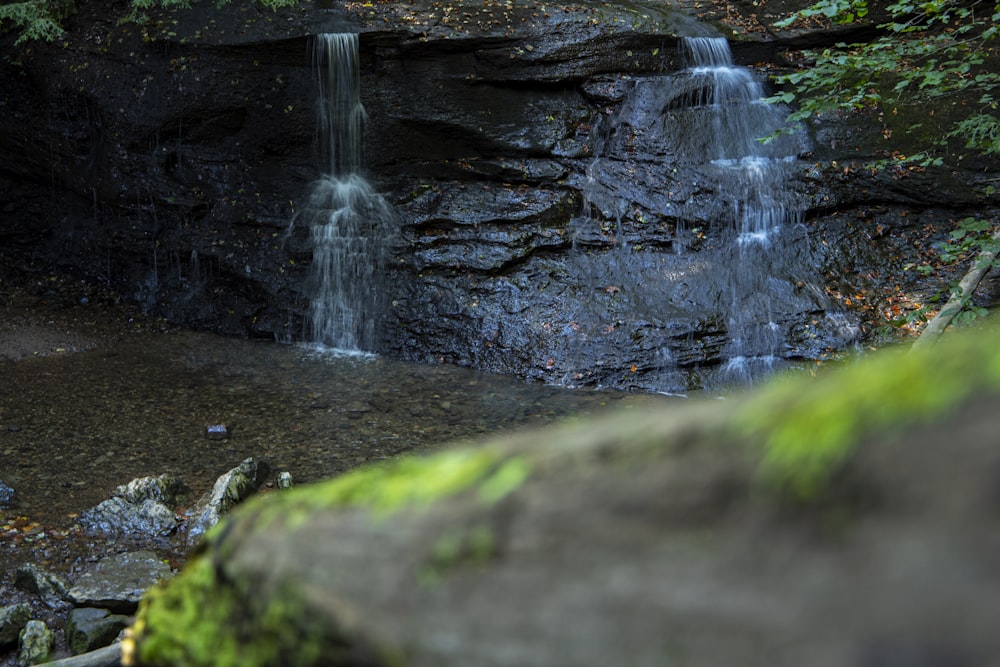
{"left": 0, "top": 329, "right": 668, "bottom": 526}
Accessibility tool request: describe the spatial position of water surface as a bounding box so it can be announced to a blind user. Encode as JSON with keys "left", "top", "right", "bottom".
{"left": 1, "top": 318, "right": 669, "bottom": 526}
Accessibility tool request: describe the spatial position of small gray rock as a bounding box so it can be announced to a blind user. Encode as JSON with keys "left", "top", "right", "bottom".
{"left": 276, "top": 471, "right": 294, "bottom": 490}
{"left": 65, "top": 607, "right": 129, "bottom": 655}
{"left": 0, "top": 479, "right": 14, "bottom": 508}
{"left": 113, "top": 474, "right": 188, "bottom": 507}
{"left": 0, "top": 603, "right": 31, "bottom": 648}
{"left": 186, "top": 457, "right": 270, "bottom": 547}
{"left": 14, "top": 563, "right": 69, "bottom": 608}
{"left": 78, "top": 474, "right": 188, "bottom": 538}
{"left": 17, "top": 620, "right": 53, "bottom": 666}
{"left": 68, "top": 551, "right": 172, "bottom": 614}
{"left": 205, "top": 424, "right": 231, "bottom": 440}
{"left": 78, "top": 497, "right": 179, "bottom": 537}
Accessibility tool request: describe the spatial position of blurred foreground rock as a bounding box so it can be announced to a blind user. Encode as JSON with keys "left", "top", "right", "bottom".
{"left": 128, "top": 323, "right": 1000, "bottom": 667}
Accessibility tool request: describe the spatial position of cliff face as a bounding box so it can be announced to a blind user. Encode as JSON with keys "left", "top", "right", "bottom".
{"left": 1, "top": 0, "right": 995, "bottom": 390}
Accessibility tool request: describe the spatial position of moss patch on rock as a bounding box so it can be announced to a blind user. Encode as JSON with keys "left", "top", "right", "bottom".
{"left": 228, "top": 447, "right": 535, "bottom": 538}
{"left": 131, "top": 552, "right": 364, "bottom": 667}
{"left": 738, "top": 322, "right": 1000, "bottom": 500}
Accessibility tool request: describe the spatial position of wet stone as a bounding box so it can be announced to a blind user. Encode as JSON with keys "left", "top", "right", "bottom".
{"left": 205, "top": 424, "right": 231, "bottom": 440}
{"left": 14, "top": 563, "right": 69, "bottom": 609}
{"left": 67, "top": 550, "right": 172, "bottom": 614}
{"left": 0, "top": 604, "right": 30, "bottom": 648}
{"left": 17, "top": 620, "right": 53, "bottom": 667}
{"left": 113, "top": 474, "right": 188, "bottom": 507}
{"left": 65, "top": 607, "right": 129, "bottom": 655}
{"left": 186, "top": 457, "right": 270, "bottom": 548}
{"left": 275, "top": 471, "right": 294, "bottom": 490}
{"left": 78, "top": 473, "right": 188, "bottom": 538}
{"left": 78, "top": 497, "right": 180, "bottom": 538}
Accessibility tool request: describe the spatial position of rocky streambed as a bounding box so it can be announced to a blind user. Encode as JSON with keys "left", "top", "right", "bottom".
{"left": 0, "top": 269, "right": 670, "bottom": 665}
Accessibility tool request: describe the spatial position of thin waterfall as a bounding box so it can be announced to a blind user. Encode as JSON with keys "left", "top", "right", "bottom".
{"left": 535, "top": 32, "right": 856, "bottom": 391}
{"left": 315, "top": 33, "right": 367, "bottom": 176}
{"left": 298, "top": 33, "right": 393, "bottom": 353}
{"left": 679, "top": 36, "right": 804, "bottom": 385}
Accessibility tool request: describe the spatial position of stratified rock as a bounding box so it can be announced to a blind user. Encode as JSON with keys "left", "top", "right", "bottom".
{"left": 0, "top": 603, "right": 30, "bottom": 648}
{"left": 0, "top": 0, "right": 995, "bottom": 391}
{"left": 68, "top": 551, "right": 172, "bottom": 614}
{"left": 0, "top": 479, "right": 14, "bottom": 508}
{"left": 17, "top": 620, "right": 53, "bottom": 667}
{"left": 185, "top": 458, "right": 271, "bottom": 547}
{"left": 65, "top": 608, "right": 129, "bottom": 655}
{"left": 14, "top": 563, "right": 70, "bottom": 608}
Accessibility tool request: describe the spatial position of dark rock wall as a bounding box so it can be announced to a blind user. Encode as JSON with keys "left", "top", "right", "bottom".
{"left": 1, "top": 0, "right": 996, "bottom": 391}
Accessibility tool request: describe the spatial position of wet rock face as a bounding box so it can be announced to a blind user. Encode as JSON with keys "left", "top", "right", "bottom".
{"left": 0, "top": 0, "right": 995, "bottom": 390}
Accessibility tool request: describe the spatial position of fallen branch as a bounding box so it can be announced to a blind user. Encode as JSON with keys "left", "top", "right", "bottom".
{"left": 41, "top": 644, "right": 121, "bottom": 667}
{"left": 911, "top": 229, "right": 1000, "bottom": 351}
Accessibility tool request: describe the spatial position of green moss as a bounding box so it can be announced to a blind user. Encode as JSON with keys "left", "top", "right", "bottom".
{"left": 133, "top": 557, "right": 240, "bottom": 667}
{"left": 133, "top": 447, "right": 537, "bottom": 665}
{"left": 227, "top": 448, "right": 533, "bottom": 538}
{"left": 737, "top": 323, "right": 1000, "bottom": 500}
{"left": 134, "top": 553, "right": 347, "bottom": 667}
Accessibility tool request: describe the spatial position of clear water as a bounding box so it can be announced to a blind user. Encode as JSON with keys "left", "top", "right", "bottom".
{"left": 0, "top": 323, "right": 664, "bottom": 527}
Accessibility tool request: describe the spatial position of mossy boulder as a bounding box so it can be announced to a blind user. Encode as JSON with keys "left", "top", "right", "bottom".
{"left": 128, "top": 322, "right": 1000, "bottom": 667}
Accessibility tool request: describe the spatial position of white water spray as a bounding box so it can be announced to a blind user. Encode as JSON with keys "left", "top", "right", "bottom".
{"left": 298, "top": 33, "right": 393, "bottom": 353}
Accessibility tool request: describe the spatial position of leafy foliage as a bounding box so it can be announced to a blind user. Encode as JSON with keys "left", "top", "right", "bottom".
{"left": 130, "top": 0, "right": 299, "bottom": 9}
{"left": 0, "top": 0, "right": 299, "bottom": 43}
{"left": 0, "top": 0, "right": 72, "bottom": 44}
{"left": 929, "top": 217, "right": 998, "bottom": 323}
{"left": 769, "top": 0, "right": 1000, "bottom": 166}
{"left": 891, "top": 215, "right": 999, "bottom": 335}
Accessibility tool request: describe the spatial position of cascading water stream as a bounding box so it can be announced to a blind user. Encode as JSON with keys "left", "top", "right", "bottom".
{"left": 679, "top": 36, "right": 807, "bottom": 385}
{"left": 566, "top": 32, "right": 858, "bottom": 391}
{"left": 296, "top": 33, "right": 393, "bottom": 353}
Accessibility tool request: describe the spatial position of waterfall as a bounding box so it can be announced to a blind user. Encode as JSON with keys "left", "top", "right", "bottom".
{"left": 565, "top": 33, "right": 854, "bottom": 391}
{"left": 298, "top": 33, "right": 393, "bottom": 353}
{"left": 679, "top": 36, "right": 807, "bottom": 385}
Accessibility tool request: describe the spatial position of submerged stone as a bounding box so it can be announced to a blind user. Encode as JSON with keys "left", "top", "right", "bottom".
{"left": 0, "top": 479, "right": 14, "bottom": 508}
{"left": 205, "top": 424, "right": 231, "bottom": 440}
